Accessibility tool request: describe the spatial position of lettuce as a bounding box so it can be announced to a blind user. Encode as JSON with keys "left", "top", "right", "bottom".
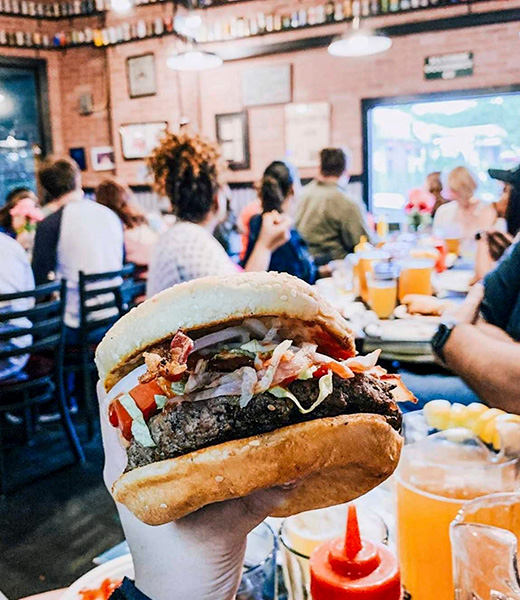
{"left": 154, "top": 394, "right": 168, "bottom": 410}
{"left": 171, "top": 380, "right": 186, "bottom": 396}
{"left": 269, "top": 370, "right": 333, "bottom": 415}
{"left": 297, "top": 365, "right": 318, "bottom": 380}
{"left": 119, "top": 393, "right": 156, "bottom": 448}
{"left": 240, "top": 340, "right": 276, "bottom": 354}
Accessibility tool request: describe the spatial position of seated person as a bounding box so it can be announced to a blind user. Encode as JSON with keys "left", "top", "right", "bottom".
{"left": 96, "top": 179, "right": 161, "bottom": 273}
{"left": 0, "top": 232, "right": 35, "bottom": 380}
{"left": 296, "top": 148, "right": 371, "bottom": 265}
{"left": 433, "top": 166, "right": 496, "bottom": 258}
{"left": 242, "top": 161, "right": 317, "bottom": 284}
{"left": 146, "top": 132, "right": 290, "bottom": 296}
{"left": 32, "top": 156, "right": 124, "bottom": 344}
{"left": 430, "top": 239, "right": 520, "bottom": 414}
{"left": 474, "top": 165, "right": 520, "bottom": 280}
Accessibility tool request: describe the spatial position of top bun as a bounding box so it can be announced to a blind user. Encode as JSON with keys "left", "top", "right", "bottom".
{"left": 95, "top": 272, "right": 355, "bottom": 391}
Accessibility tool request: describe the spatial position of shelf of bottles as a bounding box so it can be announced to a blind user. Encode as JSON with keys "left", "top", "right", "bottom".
{"left": 191, "top": 0, "right": 500, "bottom": 44}
{"left": 0, "top": 0, "right": 501, "bottom": 49}
{"left": 0, "top": 13, "right": 178, "bottom": 47}
{"left": 0, "top": 0, "right": 170, "bottom": 20}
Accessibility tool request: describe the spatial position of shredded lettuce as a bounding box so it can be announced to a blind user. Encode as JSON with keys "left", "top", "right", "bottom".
{"left": 269, "top": 370, "right": 334, "bottom": 414}
{"left": 119, "top": 393, "right": 156, "bottom": 447}
{"left": 297, "top": 365, "right": 318, "bottom": 381}
{"left": 154, "top": 394, "right": 168, "bottom": 410}
{"left": 171, "top": 380, "right": 186, "bottom": 396}
{"left": 241, "top": 340, "right": 276, "bottom": 354}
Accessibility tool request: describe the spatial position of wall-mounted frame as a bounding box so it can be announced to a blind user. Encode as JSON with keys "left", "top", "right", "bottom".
{"left": 69, "top": 147, "right": 86, "bottom": 170}
{"left": 91, "top": 146, "right": 115, "bottom": 171}
{"left": 126, "top": 53, "right": 156, "bottom": 99}
{"left": 242, "top": 64, "right": 292, "bottom": 107}
{"left": 119, "top": 121, "right": 168, "bottom": 160}
{"left": 215, "top": 111, "right": 250, "bottom": 171}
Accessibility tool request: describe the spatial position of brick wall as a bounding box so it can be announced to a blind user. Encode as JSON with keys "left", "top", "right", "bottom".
{"left": 1, "top": 0, "right": 519, "bottom": 188}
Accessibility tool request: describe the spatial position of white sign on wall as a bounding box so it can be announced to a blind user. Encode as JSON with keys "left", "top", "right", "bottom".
{"left": 242, "top": 64, "right": 292, "bottom": 107}
{"left": 285, "top": 102, "right": 331, "bottom": 168}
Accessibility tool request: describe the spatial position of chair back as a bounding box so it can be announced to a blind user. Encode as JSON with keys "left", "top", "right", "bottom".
{"left": 0, "top": 280, "right": 66, "bottom": 363}
{"left": 78, "top": 264, "right": 138, "bottom": 341}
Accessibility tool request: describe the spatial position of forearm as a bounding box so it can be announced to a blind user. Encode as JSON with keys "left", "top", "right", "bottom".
{"left": 244, "top": 243, "right": 271, "bottom": 272}
{"left": 444, "top": 324, "right": 520, "bottom": 413}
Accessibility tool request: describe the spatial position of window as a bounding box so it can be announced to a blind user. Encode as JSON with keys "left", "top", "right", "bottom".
{"left": 0, "top": 60, "right": 49, "bottom": 204}
{"left": 364, "top": 89, "right": 520, "bottom": 222}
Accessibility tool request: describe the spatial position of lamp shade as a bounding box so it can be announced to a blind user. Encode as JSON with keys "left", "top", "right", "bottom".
{"left": 328, "top": 31, "right": 392, "bottom": 57}
{"left": 167, "top": 50, "right": 223, "bottom": 71}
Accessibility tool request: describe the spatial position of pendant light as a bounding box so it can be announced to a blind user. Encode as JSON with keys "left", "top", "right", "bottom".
{"left": 328, "top": 16, "right": 392, "bottom": 57}
{"left": 167, "top": 35, "right": 222, "bottom": 72}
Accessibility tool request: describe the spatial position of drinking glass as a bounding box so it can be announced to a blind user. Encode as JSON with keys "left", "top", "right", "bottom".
{"left": 451, "top": 492, "right": 520, "bottom": 600}
{"left": 398, "top": 258, "right": 434, "bottom": 302}
{"left": 366, "top": 271, "right": 398, "bottom": 319}
{"left": 238, "top": 522, "right": 278, "bottom": 600}
{"left": 396, "top": 429, "right": 518, "bottom": 600}
{"left": 279, "top": 504, "right": 388, "bottom": 600}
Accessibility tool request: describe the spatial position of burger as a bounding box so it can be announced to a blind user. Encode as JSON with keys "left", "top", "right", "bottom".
{"left": 96, "top": 272, "right": 409, "bottom": 526}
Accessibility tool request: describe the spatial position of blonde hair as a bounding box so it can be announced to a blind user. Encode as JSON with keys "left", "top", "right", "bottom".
{"left": 448, "top": 166, "right": 477, "bottom": 201}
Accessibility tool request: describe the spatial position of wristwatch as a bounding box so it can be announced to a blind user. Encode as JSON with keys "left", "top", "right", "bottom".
{"left": 431, "top": 317, "right": 459, "bottom": 362}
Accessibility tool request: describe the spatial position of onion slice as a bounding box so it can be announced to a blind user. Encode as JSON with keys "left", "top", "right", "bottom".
{"left": 192, "top": 326, "right": 251, "bottom": 353}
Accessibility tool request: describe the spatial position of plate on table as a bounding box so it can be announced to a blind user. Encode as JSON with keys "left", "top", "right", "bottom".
{"left": 393, "top": 304, "right": 442, "bottom": 324}
{"left": 62, "top": 555, "right": 133, "bottom": 600}
{"left": 364, "top": 320, "right": 437, "bottom": 357}
{"left": 433, "top": 270, "right": 473, "bottom": 295}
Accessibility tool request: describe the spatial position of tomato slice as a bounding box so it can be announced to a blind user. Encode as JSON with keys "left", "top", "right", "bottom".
{"left": 312, "top": 365, "right": 330, "bottom": 379}
{"left": 279, "top": 375, "right": 298, "bottom": 387}
{"left": 109, "top": 399, "right": 133, "bottom": 441}
{"left": 129, "top": 380, "right": 164, "bottom": 421}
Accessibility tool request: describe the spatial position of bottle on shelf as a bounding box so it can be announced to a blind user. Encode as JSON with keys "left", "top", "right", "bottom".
{"left": 326, "top": 0, "right": 335, "bottom": 23}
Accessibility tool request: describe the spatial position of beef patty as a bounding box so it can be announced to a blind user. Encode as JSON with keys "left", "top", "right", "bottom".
{"left": 126, "top": 373, "right": 401, "bottom": 471}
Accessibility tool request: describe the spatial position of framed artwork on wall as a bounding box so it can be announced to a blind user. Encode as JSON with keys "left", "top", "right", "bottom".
{"left": 285, "top": 102, "right": 331, "bottom": 168}
{"left": 91, "top": 146, "right": 115, "bottom": 171}
{"left": 119, "top": 122, "right": 168, "bottom": 160}
{"left": 215, "top": 112, "right": 250, "bottom": 171}
{"left": 242, "top": 64, "right": 292, "bottom": 107}
{"left": 69, "top": 147, "right": 87, "bottom": 171}
{"left": 127, "top": 53, "right": 156, "bottom": 99}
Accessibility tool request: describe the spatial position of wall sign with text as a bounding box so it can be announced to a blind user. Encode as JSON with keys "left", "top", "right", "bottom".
{"left": 424, "top": 52, "right": 474, "bottom": 80}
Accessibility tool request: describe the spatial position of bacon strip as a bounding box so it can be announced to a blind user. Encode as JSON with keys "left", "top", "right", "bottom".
{"left": 139, "top": 331, "right": 194, "bottom": 383}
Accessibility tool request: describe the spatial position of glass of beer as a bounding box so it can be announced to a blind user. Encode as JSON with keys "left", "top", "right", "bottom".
{"left": 398, "top": 258, "right": 434, "bottom": 302}
{"left": 356, "top": 250, "right": 390, "bottom": 303}
{"left": 396, "top": 430, "right": 517, "bottom": 600}
{"left": 366, "top": 262, "right": 399, "bottom": 319}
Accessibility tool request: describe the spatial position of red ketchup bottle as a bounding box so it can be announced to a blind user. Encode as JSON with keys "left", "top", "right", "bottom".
{"left": 310, "top": 504, "right": 401, "bottom": 600}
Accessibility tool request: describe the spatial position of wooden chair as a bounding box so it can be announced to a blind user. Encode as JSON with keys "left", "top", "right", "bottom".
{"left": 0, "top": 280, "right": 85, "bottom": 495}
{"left": 69, "top": 264, "right": 144, "bottom": 438}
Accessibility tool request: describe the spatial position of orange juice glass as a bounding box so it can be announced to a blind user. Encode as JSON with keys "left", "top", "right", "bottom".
{"left": 396, "top": 430, "right": 517, "bottom": 600}
{"left": 366, "top": 268, "right": 398, "bottom": 319}
{"left": 356, "top": 250, "right": 389, "bottom": 303}
{"left": 445, "top": 238, "right": 460, "bottom": 256}
{"left": 398, "top": 258, "right": 434, "bottom": 302}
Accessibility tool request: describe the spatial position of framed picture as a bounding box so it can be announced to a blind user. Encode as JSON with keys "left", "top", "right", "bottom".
{"left": 215, "top": 112, "right": 250, "bottom": 171}
{"left": 90, "top": 146, "right": 115, "bottom": 171}
{"left": 69, "top": 147, "right": 86, "bottom": 171}
{"left": 127, "top": 53, "right": 156, "bottom": 99}
{"left": 242, "top": 64, "right": 292, "bottom": 107}
{"left": 119, "top": 122, "right": 168, "bottom": 160}
{"left": 285, "top": 102, "right": 331, "bottom": 168}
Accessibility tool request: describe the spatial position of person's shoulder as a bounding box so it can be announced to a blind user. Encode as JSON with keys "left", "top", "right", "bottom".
{"left": 0, "top": 231, "right": 29, "bottom": 262}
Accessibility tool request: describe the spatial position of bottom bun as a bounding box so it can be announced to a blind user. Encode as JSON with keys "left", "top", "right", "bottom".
{"left": 112, "top": 413, "right": 403, "bottom": 525}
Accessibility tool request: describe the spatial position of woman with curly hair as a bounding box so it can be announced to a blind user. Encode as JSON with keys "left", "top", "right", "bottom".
{"left": 146, "top": 131, "right": 290, "bottom": 296}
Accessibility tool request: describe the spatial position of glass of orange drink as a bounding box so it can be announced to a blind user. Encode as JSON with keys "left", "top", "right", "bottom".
{"left": 366, "top": 263, "right": 399, "bottom": 319}
{"left": 356, "top": 250, "right": 390, "bottom": 303}
{"left": 396, "top": 429, "right": 517, "bottom": 600}
{"left": 398, "top": 258, "right": 434, "bottom": 302}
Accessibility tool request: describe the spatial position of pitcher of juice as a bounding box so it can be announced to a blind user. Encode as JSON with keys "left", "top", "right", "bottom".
{"left": 451, "top": 492, "right": 520, "bottom": 600}
{"left": 396, "top": 429, "right": 518, "bottom": 600}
